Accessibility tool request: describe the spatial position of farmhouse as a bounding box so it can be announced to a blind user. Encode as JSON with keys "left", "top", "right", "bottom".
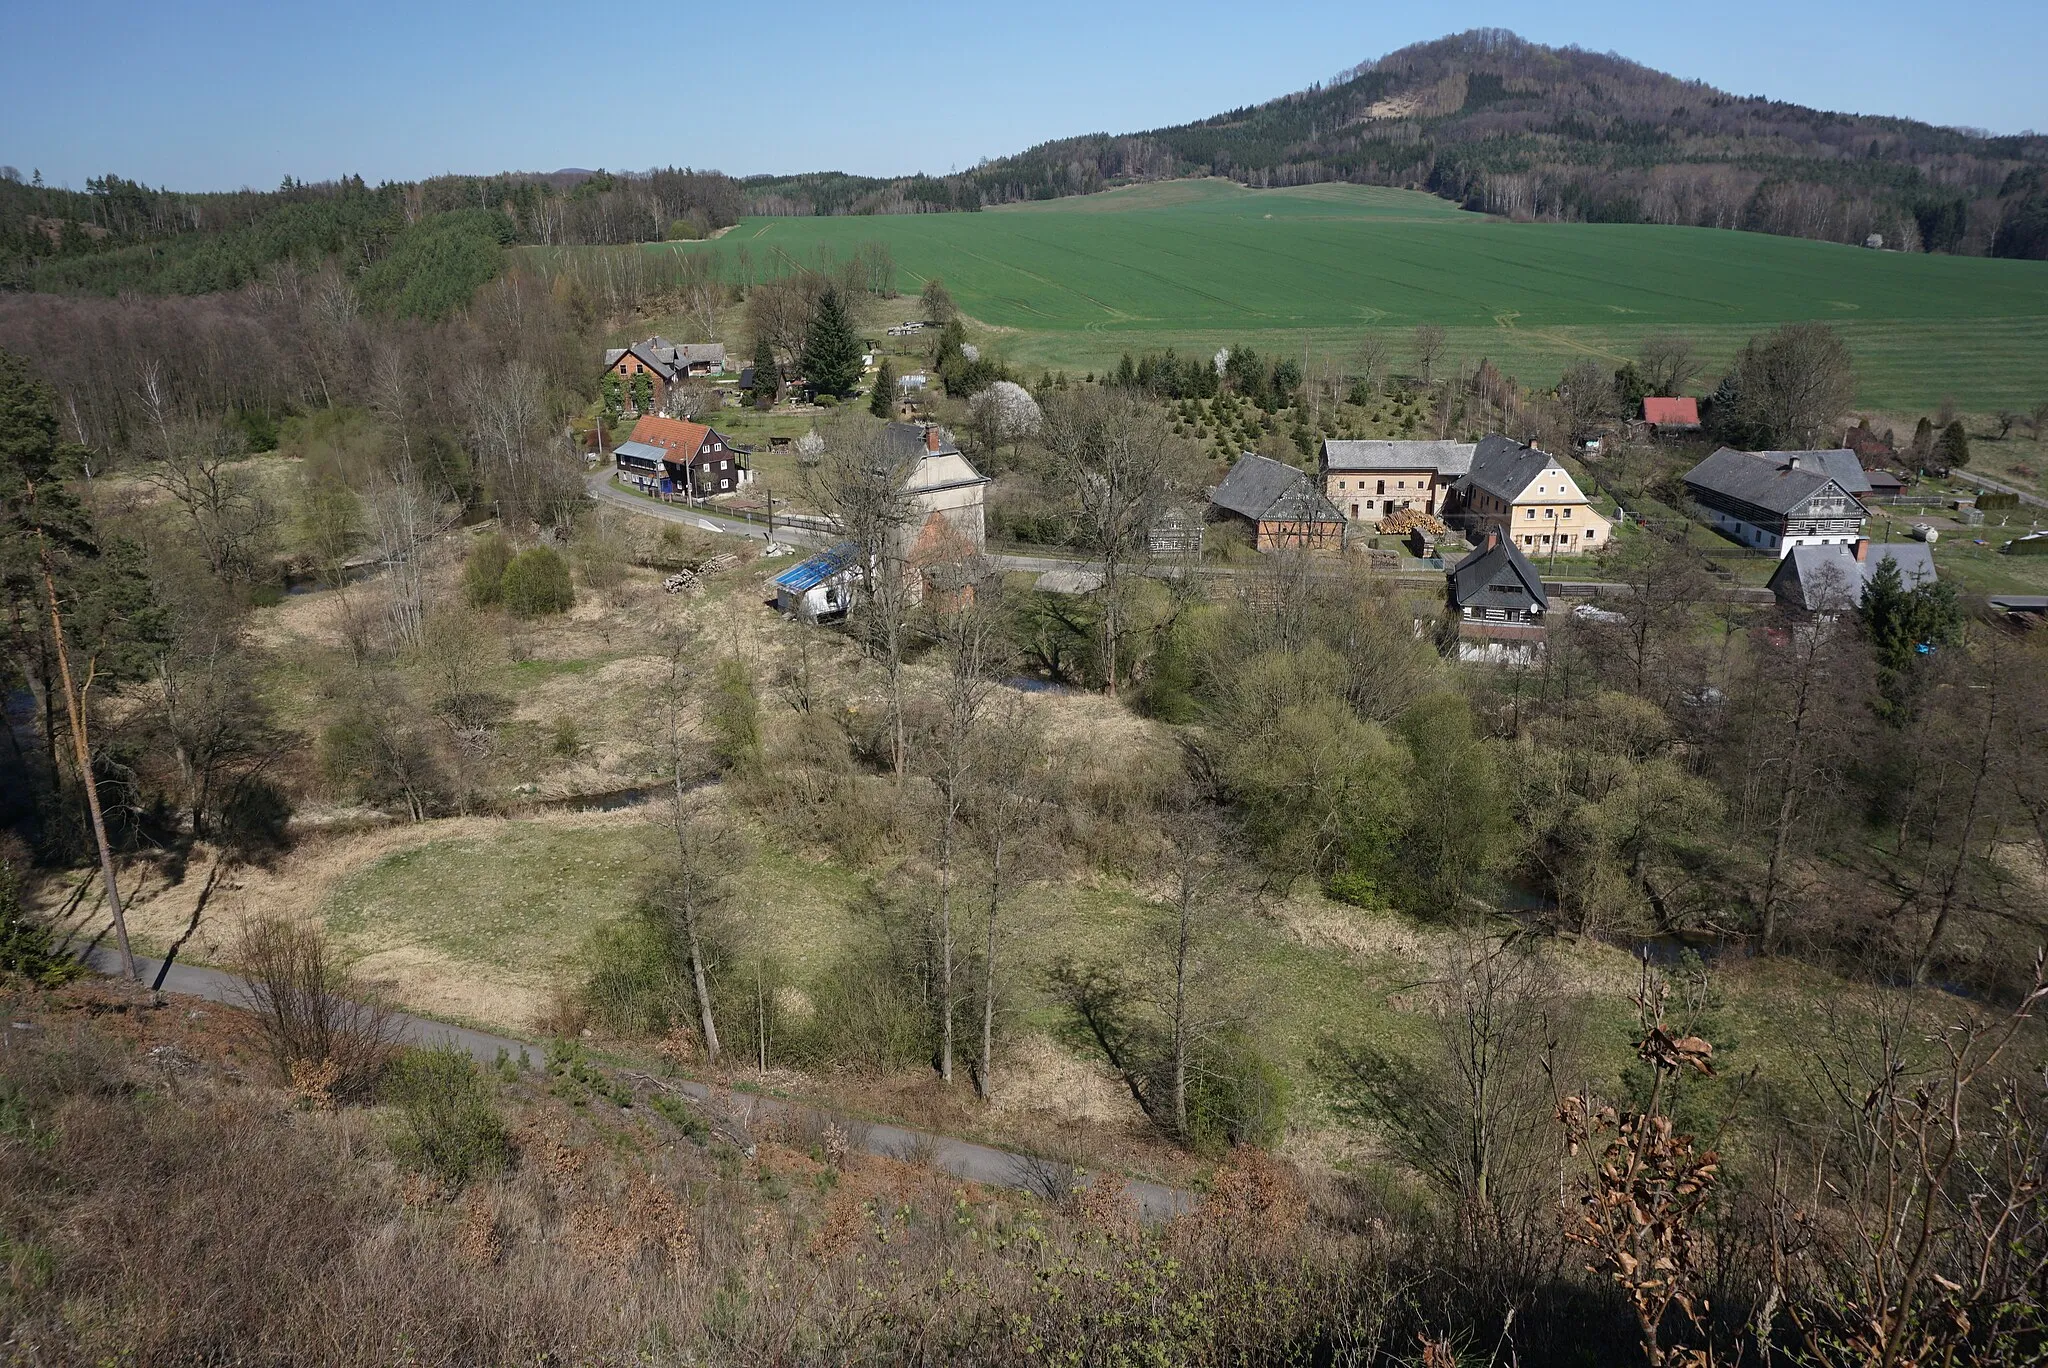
{"left": 1209, "top": 453, "right": 1346, "bottom": 551}
{"left": 618, "top": 415, "right": 744, "bottom": 499}
{"left": 1446, "top": 530, "right": 1549, "bottom": 663}
{"left": 1767, "top": 538, "right": 1937, "bottom": 614}
{"left": 1452, "top": 435, "right": 1613, "bottom": 555}
{"left": 880, "top": 423, "right": 990, "bottom": 604}
{"left": 602, "top": 337, "right": 727, "bottom": 410}
{"left": 1682, "top": 448, "right": 1869, "bottom": 557}
{"left": 1318, "top": 439, "right": 1474, "bottom": 523}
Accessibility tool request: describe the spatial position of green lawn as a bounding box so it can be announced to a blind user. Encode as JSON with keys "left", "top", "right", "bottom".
{"left": 529, "top": 180, "right": 2048, "bottom": 410}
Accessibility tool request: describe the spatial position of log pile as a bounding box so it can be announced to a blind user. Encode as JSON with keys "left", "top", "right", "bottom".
{"left": 1375, "top": 507, "right": 1448, "bottom": 537}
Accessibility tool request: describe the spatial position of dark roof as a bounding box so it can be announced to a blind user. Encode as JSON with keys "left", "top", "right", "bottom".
{"left": 1459, "top": 434, "right": 1557, "bottom": 503}
{"left": 1209, "top": 453, "right": 1343, "bottom": 524}
{"left": 1683, "top": 447, "right": 1867, "bottom": 517}
{"left": 1754, "top": 448, "right": 1871, "bottom": 496}
{"left": 773, "top": 542, "right": 862, "bottom": 592}
{"left": 739, "top": 366, "right": 757, "bottom": 389}
{"left": 881, "top": 421, "right": 959, "bottom": 461}
{"left": 1448, "top": 535, "right": 1549, "bottom": 612}
{"left": 1320, "top": 439, "right": 1475, "bottom": 475}
{"left": 1865, "top": 468, "right": 1906, "bottom": 491}
{"left": 1769, "top": 542, "right": 1937, "bottom": 612}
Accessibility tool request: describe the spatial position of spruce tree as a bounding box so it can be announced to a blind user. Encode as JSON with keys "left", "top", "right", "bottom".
{"left": 800, "top": 287, "right": 863, "bottom": 398}
{"left": 869, "top": 358, "right": 895, "bottom": 418}
{"left": 751, "top": 336, "right": 777, "bottom": 410}
{"left": 1910, "top": 416, "right": 1935, "bottom": 463}
{"left": 1938, "top": 419, "right": 1970, "bottom": 468}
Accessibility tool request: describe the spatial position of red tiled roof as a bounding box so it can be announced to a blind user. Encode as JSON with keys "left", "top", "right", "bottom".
{"left": 1644, "top": 397, "right": 1700, "bottom": 426}
{"left": 629, "top": 415, "right": 711, "bottom": 454}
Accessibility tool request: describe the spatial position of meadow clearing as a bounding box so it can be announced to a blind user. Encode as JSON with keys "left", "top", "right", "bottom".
{"left": 549, "top": 180, "right": 2048, "bottom": 411}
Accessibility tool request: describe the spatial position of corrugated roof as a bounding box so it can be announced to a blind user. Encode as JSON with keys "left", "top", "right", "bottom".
{"left": 1643, "top": 397, "right": 1699, "bottom": 426}
{"left": 773, "top": 542, "right": 862, "bottom": 592}
{"left": 1684, "top": 447, "right": 1868, "bottom": 516}
{"left": 613, "top": 440, "right": 667, "bottom": 463}
{"left": 1209, "top": 453, "right": 1342, "bottom": 524}
{"left": 1448, "top": 535, "right": 1549, "bottom": 612}
{"left": 1321, "top": 439, "right": 1475, "bottom": 475}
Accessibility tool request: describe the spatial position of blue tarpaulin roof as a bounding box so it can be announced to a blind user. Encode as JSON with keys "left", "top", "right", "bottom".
{"left": 773, "top": 542, "right": 861, "bottom": 592}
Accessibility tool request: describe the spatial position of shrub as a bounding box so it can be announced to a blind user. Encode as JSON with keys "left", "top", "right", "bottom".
{"left": 383, "top": 1045, "right": 513, "bottom": 1185}
{"left": 232, "top": 919, "right": 400, "bottom": 1102}
{"left": 499, "top": 547, "right": 574, "bottom": 617}
{"left": 815, "top": 393, "right": 839, "bottom": 407}
{"left": 1185, "top": 1030, "right": 1288, "bottom": 1152}
{"left": 0, "top": 860, "right": 83, "bottom": 987}
{"left": 462, "top": 534, "right": 513, "bottom": 606}
{"left": 216, "top": 777, "right": 294, "bottom": 862}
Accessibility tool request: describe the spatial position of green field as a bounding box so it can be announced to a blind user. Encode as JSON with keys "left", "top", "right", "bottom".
{"left": 546, "top": 180, "right": 2048, "bottom": 410}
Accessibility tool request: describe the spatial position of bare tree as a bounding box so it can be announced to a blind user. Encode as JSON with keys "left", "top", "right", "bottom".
{"left": 655, "top": 632, "right": 726, "bottom": 1062}
{"left": 369, "top": 473, "right": 440, "bottom": 652}
{"left": 1637, "top": 332, "right": 1701, "bottom": 397}
{"left": 1043, "top": 388, "right": 1181, "bottom": 697}
{"left": 917, "top": 583, "right": 1010, "bottom": 1084}
{"left": 964, "top": 695, "right": 1053, "bottom": 1101}
{"left": 145, "top": 420, "right": 280, "bottom": 585}
{"left": 1413, "top": 324, "right": 1449, "bottom": 387}
{"left": 1729, "top": 322, "right": 1856, "bottom": 449}
{"left": 1355, "top": 332, "right": 1391, "bottom": 401}
{"left": 1555, "top": 357, "right": 1618, "bottom": 443}
{"left": 801, "top": 415, "right": 921, "bottom": 775}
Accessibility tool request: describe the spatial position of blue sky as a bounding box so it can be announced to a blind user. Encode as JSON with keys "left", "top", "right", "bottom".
{"left": 4, "top": 0, "right": 2044, "bottom": 191}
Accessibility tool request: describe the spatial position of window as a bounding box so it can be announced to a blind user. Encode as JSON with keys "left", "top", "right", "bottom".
{"left": 1562, "top": 508, "right": 1572, "bottom": 519}
{"left": 1337, "top": 479, "right": 1346, "bottom": 490}
{"left": 1546, "top": 508, "right": 1555, "bottom": 519}
{"left": 1350, "top": 504, "right": 1359, "bottom": 518}
{"left": 1536, "top": 485, "right": 1545, "bottom": 494}
{"left": 1525, "top": 508, "right": 1536, "bottom": 519}
{"left": 1365, "top": 499, "right": 1376, "bottom": 511}
{"left": 1397, "top": 480, "right": 1406, "bottom": 490}
{"left": 1585, "top": 529, "right": 1595, "bottom": 540}
{"left": 1376, "top": 480, "right": 1385, "bottom": 495}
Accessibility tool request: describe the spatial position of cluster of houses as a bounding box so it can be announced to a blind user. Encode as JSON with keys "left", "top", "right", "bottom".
{"left": 601, "top": 337, "right": 727, "bottom": 414}
{"left": 1204, "top": 431, "right": 1938, "bottom": 664}
{"left": 1207, "top": 435, "right": 1615, "bottom": 560}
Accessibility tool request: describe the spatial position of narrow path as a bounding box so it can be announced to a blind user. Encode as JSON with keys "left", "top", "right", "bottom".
{"left": 86, "top": 950, "right": 1194, "bottom": 1223}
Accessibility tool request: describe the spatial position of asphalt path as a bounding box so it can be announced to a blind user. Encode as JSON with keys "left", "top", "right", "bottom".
{"left": 86, "top": 948, "right": 1192, "bottom": 1223}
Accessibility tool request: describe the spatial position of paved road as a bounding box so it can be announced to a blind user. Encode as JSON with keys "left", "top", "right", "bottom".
{"left": 1959, "top": 470, "right": 2048, "bottom": 511}
{"left": 88, "top": 948, "right": 1192, "bottom": 1223}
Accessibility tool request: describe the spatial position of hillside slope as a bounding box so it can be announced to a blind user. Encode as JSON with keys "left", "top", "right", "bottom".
{"left": 770, "top": 30, "right": 2048, "bottom": 258}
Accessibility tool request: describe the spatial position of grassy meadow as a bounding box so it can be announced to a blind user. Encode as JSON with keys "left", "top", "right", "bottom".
{"left": 541, "top": 180, "right": 2048, "bottom": 411}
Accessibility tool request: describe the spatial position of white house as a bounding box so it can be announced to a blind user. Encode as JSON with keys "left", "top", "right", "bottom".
{"left": 1683, "top": 448, "right": 1869, "bottom": 558}
{"left": 770, "top": 542, "right": 865, "bottom": 621}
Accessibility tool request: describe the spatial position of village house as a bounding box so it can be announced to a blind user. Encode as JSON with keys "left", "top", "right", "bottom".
{"left": 1642, "top": 396, "right": 1700, "bottom": 437}
{"left": 601, "top": 337, "right": 727, "bottom": 411}
{"left": 1682, "top": 447, "right": 1869, "bottom": 558}
{"left": 884, "top": 423, "right": 990, "bottom": 605}
{"left": 1767, "top": 537, "right": 1937, "bottom": 614}
{"left": 1209, "top": 452, "right": 1346, "bottom": 551}
{"left": 1446, "top": 529, "right": 1549, "bottom": 664}
{"left": 616, "top": 415, "right": 744, "bottom": 499}
{"left": 1318, "top": 439, "right": 1475, "bottom": 524}
{"left": 1453, "top": 435, "right": 1614, "bottom": 555}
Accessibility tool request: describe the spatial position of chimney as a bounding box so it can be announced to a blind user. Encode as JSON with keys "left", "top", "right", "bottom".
{"left": 925, "top": 425, "right": 941, "bottom": 453}
{"left": 1484, "top": 528, "right": 1501, "bottom": 551}
{"left": 1786, "top": 454, "right": 1804, "bottom": 470}
{"left": 1853, "top": 537, "right": 1869, "bottom": 562}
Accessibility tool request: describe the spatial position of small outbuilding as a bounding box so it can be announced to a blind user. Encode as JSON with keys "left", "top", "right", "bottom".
{"left": 771, "top": 542, "right": 865, "bottom": 621}
{"left": 1642, "top": 397, "right": 1700, "bottom": 436}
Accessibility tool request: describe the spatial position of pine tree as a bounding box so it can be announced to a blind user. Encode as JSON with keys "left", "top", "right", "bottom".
{"left": 751, "top": 336, "right": 777, "bottom": 410}
{"left": 1938, "top": 419, "right": 1970, "bottom": 469}
{"left": 1910, "top": 415, "right": 1935, "bottom": 463}
{"left": 800, "top": 287, "right": 863, "bottom": 398}
{"left": 869, "top": 358, "right": 895, "bottom": 418}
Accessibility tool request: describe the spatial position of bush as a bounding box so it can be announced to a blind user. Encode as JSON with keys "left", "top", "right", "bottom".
{"left": 462, "top": 534, "right": 513, "bottom": 606}
{"left": 0, "top": 860, "right": 83, "bottom": 987}
{"left": 499, "top": 546, "right": 574, "bottom": 617}
{"left": 216, "top": 777, "right": 294, "bottom": 862}
{"left": 815, "top": 393, "right": 839, "bottom": 407}
{"left": 232, "top": 919, "right": 400, "bottom": 1102}
{"left": 383, "top": 1045, "right": 513, "bottom": 1186}
{"left": 1185, "top": 1030, "right": 1288, "bottom": 1152}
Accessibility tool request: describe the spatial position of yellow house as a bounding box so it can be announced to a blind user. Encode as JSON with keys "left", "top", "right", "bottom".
{"left": 1455, "top": 435, "right": 1612, "bottom": 555}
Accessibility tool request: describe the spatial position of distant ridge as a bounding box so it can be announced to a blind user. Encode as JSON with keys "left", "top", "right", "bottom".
{"left": 745, "top": 29, "right": 2048, "bottom": 258}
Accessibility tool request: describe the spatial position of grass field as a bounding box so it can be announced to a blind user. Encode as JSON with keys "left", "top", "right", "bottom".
{"left": 539, "top": 180, "right": 2048, "bottom": 411}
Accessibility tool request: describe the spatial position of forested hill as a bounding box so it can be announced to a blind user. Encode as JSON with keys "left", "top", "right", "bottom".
{"left": 0, "top": 168, "right": 747, "bottom": 314}
{"left": 770, "top": 29, "right": 2048, "bottom": 259}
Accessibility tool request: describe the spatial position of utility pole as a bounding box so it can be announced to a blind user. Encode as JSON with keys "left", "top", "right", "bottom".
{"left": 30, "top": 487, "right": 136, "bottom": 981}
